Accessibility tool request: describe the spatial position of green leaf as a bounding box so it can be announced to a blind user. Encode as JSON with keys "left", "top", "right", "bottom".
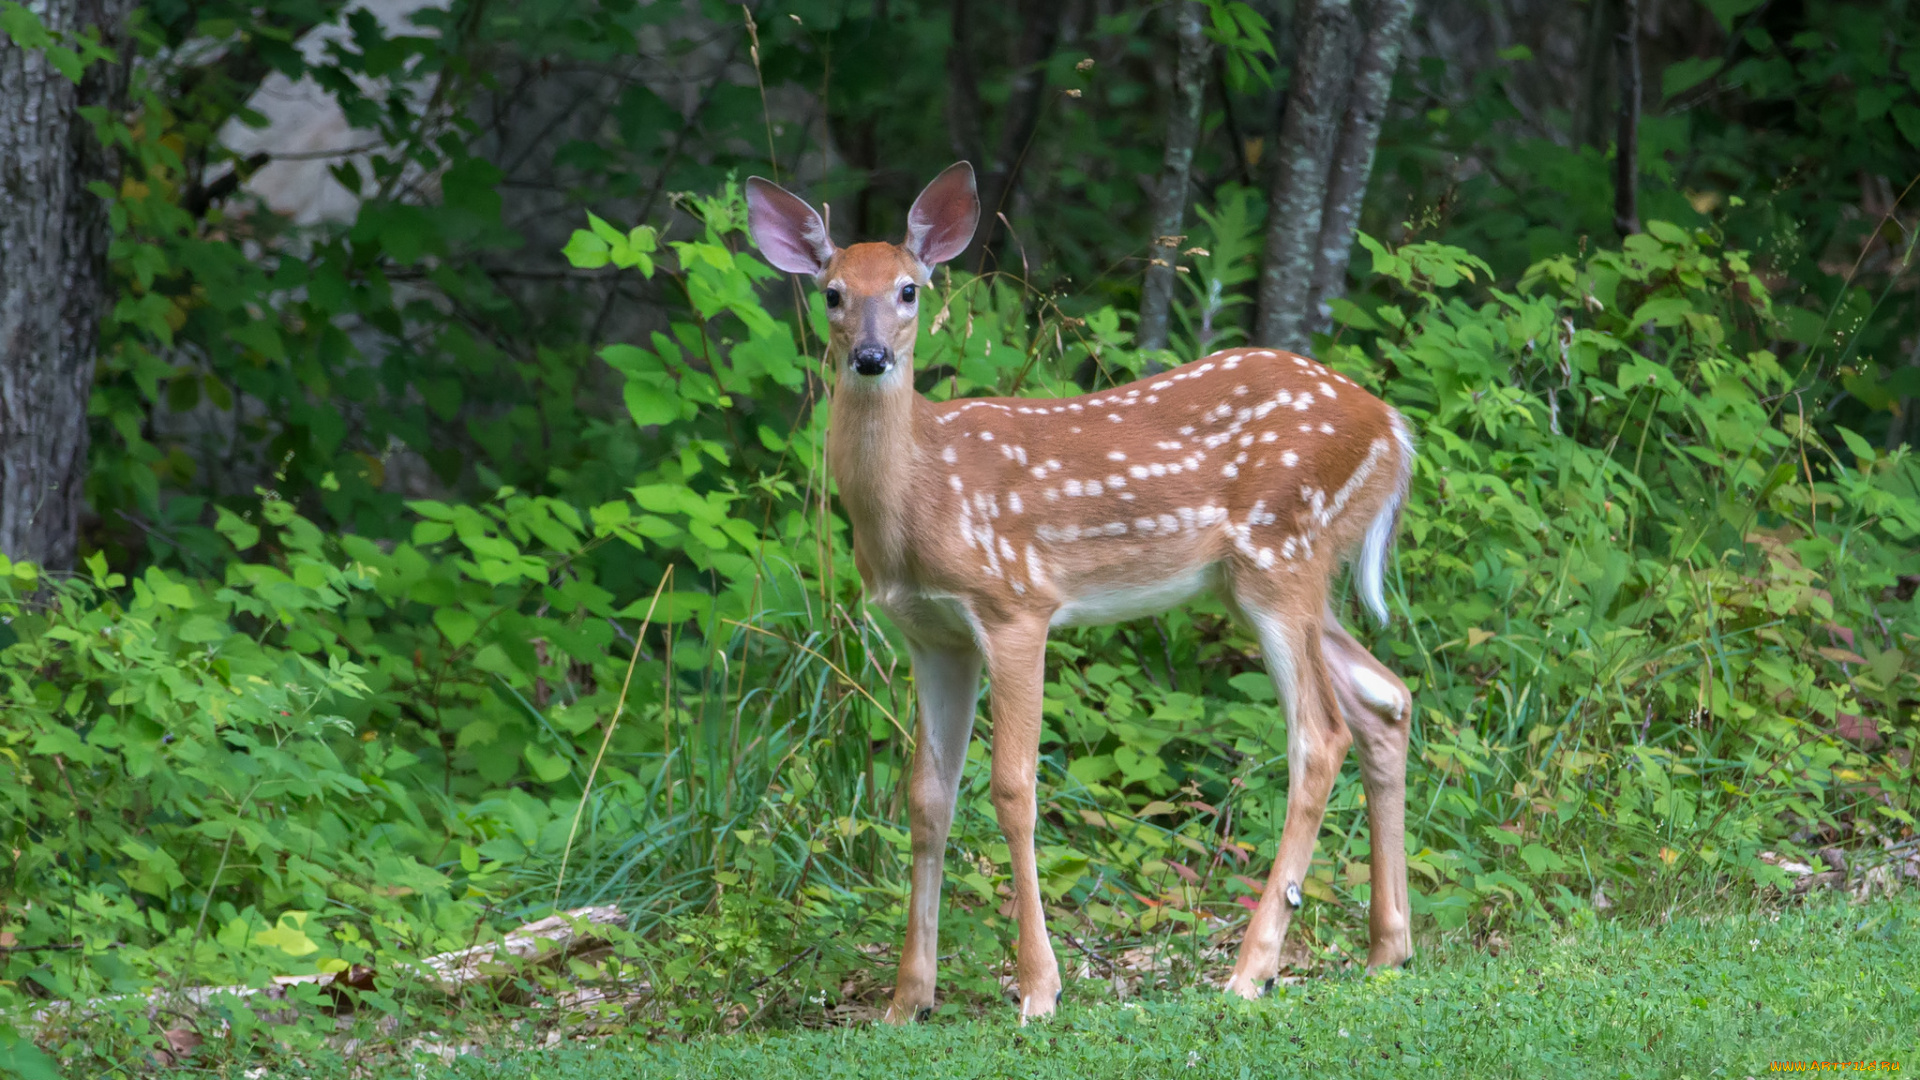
{"left": 177, "top": 615, "right": 230, "bottom": 643}
{"left": 0, "top": 1023, "right": 63, "bottom": 1080}
{"left": 254, "top": 913, "right": 320, "bottom": 957}
{"left": 1643, "top": 220, "right": 1692, "bottom": 246}
{"left": 586, "top": 211, "right": 623, "bottom": 245}
{"left": 1627, "top": 296, "right": 1695, "bottom": 328}
{"left": 434, "top": 607, "right": 479, "bottom": 648}
{"left": 214, "top": 506, "right": 260, "bottom": 551}
{"left": 1892, "top": 104, "right": 1920, "bottom": 150}
{"left": 562, "top": 230, "right": 610, "bottom": 269}
{"left": 623, "top": 376, "right": 682, "bottom": 428}
{"left": 1661, "top": 56, "right": 1724, "bottom": 100}
{"left": 1835, "top": 426, "right": 1874, "bottom": 465}
{"left": 524, "top": 742, "right": 571, "bottom": 782}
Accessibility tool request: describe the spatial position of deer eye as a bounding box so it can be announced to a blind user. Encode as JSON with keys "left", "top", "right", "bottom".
{"left": 824, "top": 287, "right": 842, "bottom": 309}
{"left": 900, "top": 284, "right": 917, "bottom": 304}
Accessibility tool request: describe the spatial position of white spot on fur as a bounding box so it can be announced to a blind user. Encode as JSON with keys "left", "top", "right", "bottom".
{"left": 1281, "top": 450, "right": 1299, "bottom": 467}
{"left": 941, "top": 446, "right": 957, "bottom": 464}
{"left": 1108, "top": 450, "right": 1127, "bottom": 461}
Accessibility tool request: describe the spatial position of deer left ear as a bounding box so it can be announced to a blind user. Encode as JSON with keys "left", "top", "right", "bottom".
{"left": 904, "top": 162, "right": 980, "bottom": 268}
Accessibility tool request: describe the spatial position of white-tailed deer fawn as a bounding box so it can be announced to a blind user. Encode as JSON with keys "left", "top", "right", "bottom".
{"left": 746, "top": 162, "right": 1416, "bottom": 1022}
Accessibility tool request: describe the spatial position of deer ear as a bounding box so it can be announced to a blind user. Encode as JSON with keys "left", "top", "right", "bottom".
{"left": 745, "top": 177, "right": 834, "bottom": 276}
{"left": 904, "top": 162, "right": 979, "bottom": 268}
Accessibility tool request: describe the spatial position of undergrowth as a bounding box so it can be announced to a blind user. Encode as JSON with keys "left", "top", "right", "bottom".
{"left": 2, "top": 183, "right": 1916, "bottom": 1074}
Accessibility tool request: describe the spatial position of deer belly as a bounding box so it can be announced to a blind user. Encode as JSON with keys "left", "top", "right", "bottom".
{"left": 1049, "top": 562, "right": 1220, "bottom": 628}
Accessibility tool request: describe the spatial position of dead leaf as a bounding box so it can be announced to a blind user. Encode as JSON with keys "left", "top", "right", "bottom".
{"left": 1817, "top": 646, "right": 1868, "bottom": 665}
{"left": 1466, "top": 627, "right": 1495, "bottom": 647}
{"left": 152, "top": 1028, "right": 202, "bottom": 1067}
{"left": 1830, "top": 712, "right": 1884, "bottom": 747}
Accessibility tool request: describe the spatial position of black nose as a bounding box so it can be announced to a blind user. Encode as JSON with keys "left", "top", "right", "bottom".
{"left": 851, "top": 344, "right": 892, "bottom": 376}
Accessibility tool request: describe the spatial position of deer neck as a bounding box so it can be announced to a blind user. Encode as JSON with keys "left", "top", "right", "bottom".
{"left": 826, "top": 368, "right": 926, "bottom": 583}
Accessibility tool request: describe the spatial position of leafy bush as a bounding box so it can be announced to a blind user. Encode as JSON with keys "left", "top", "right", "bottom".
{"left": 3, "top": 183, "right": 1915, "bottom": 1071}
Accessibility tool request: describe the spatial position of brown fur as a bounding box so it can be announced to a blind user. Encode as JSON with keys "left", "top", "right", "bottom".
{"left": 747, "top": 166, "right": 1416, "bottom": 1024}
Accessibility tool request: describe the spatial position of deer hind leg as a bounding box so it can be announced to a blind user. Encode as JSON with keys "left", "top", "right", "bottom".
{"left": 884, "top": 639, "right": 982, "bottom": 1024}
{"left": 1321, "top": 606, "right": 1414, "bottom": 970}
{"left": 1224, "top": 597, "right": 1352, "bottom": 998}
{"left": 979, "top": 614, "right": 1061, "bottom": 1022}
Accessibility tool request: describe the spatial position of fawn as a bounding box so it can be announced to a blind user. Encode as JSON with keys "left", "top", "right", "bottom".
{"left": 746, "top": 162, "right": 1415, "bottom": 1022}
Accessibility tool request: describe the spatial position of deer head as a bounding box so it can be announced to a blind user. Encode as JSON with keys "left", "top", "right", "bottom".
{"left": 745, "top": 163, "right": 980, "bottom": 386}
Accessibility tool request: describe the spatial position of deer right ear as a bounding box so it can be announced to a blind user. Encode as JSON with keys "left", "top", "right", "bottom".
{"left": 745, "top": 177, "right": 834, "bottom": 277}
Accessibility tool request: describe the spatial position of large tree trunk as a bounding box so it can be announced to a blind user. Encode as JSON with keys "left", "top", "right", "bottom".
{"left": 1611, "top": 0, "right": 1642, "bottom": 236}
{"left": 1137, "top": 0, "right": 1212, "bottom": 355}
{"left": 1253, "top": 0, "right": 1355, "bottom": 352}
{"left": 960, "top": 0, "right": 1060, "bottom": 273}
{"left": 1305, "top": 0, "right": 1413, "bottom": 338}
{"left": 0, "top": 0, "right": 131, "bottom": 573}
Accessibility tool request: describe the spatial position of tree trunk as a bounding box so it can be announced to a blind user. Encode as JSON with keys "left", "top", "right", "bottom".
{"left": 1575, "top": 0, "right": 1616, "bottom": 149}
{"left": 1612, "top": 0, "right": 1641, "bottom": 236}
{"left": 1304, "top": 0, "right": 1412, "bottom": 338}
{"left": 1253, "top": 0, "right": 1355, "bottom": 352}
{"left": 944, "top": 0, "right": 986, "bottom": 167}
{"left": 0, "top": 0, "right": 132, "bottom": 573}
{"left": 1137, "top": 0, "right": 1212, "bottom": 354}
{"left": 965, "top": 0, "right": 1060, "bottom": 273}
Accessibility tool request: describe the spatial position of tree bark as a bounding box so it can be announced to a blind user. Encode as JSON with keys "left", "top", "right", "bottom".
{"left": 1253, "top": 0, "right": 1354, "bottom": 352}
{"left": 1575, "top": 0, "right": 1616, "bottom": 149}
{"left": 1137, "top": 1, "right": 1212, "bottom": 354}
{"left": 965, "top": 0, "right": 1060, "bottom": 273}
{"left": 944, "top": 0, "right": 986, "bottom": 168}
{"left": 0, "top": 0, "right": 133, "bottom": 573}
{"left": 1304, "top": 0, "right": 1412, "bottom": 338}
{"left": 1612, "top": 0, "right": 1641, "bottom": 236}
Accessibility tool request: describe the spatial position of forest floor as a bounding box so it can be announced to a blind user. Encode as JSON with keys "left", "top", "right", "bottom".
{"left": 303, "top": 894, "right": 1917, "bottom": 1080}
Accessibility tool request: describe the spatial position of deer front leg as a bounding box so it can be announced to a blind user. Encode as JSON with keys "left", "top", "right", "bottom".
{"left": 1225, "top": 608, "right": 1352, "bottom": 998}
{"left": 885, "top": 639, "right": 983, "bottom": 1024}
{"left": 982, "top": 615, "right": 1061, "bottom": 1022}
{"left": 1321, "top": 609, "right": 1414, "bottom": 970}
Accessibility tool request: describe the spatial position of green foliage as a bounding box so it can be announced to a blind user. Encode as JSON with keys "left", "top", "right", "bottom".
{"left": 7, "top": 175, "right": 1916, "bottom": 1075}
{"left": 8, "top": 0, "right": 1920, "bottom": 1065}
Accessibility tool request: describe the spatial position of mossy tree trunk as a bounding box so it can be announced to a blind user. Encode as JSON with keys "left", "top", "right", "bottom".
{"left": 1137, "top": 0, "right": 1212, "bottom": 355}
{"left": 0, "top": 0, "right": 132, "bottom": 572}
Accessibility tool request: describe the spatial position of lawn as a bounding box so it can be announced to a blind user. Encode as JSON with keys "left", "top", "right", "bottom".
{"left": 403, "top": 896, "right": 1917, "bottom": 1080}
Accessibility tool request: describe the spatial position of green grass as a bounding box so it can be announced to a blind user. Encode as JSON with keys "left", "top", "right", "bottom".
{"left": 386, "top": 896, "right": 1920, "bottom": 1080}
